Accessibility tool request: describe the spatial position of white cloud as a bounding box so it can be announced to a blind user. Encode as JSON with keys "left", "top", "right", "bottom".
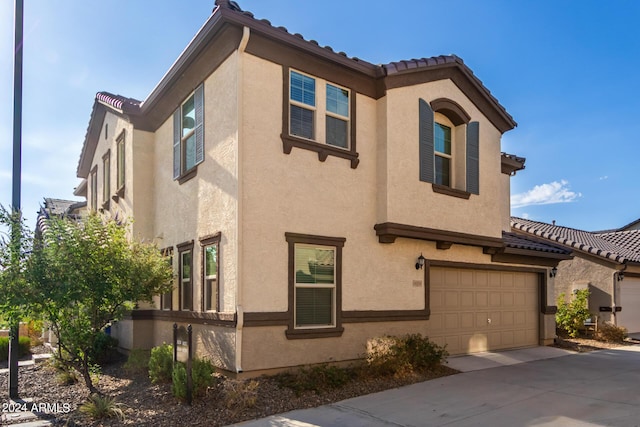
{"left": 511, "top": 180, "right": 581, "bottom": 209}
{"left": 599, "top": 176, "right": 608, "bottom": 181}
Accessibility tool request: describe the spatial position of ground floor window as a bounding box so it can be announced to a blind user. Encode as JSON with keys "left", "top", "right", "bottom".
{"left": 160, "top": 247, "right": 173, "bottom": 310}
{"left": 285, "top": 233, "right": 345, "bottom": 339}
{"left": 177, "top": 241, "right": 194, "bottom": 311}
{"left": 200, "top": 233, "right": 221, "bottom": 312}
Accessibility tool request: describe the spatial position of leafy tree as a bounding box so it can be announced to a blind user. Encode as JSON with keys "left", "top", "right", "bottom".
{"left": 0, "top": 206, "right": 32, "bottom": 326}
{"left": 28, "top": 213, "right": 173, "bottom": 393}
{"left": 556, "top": 289, "right": 591, "bottom": 338}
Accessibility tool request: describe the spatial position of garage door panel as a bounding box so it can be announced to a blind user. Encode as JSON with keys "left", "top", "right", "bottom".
{"left": 476, "top": 292, "right": 488, "bottom": 307}
{"left": 429, "top": 267, "right": 539, "bottom": 355}
{"left": 460, "top": 291, "right": 474, "bottom": 307}
{"left": 618, "top": 278, "right": 640, "bottom": 334}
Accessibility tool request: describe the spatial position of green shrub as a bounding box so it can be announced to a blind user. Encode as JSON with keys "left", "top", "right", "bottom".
{"left": 124, "top": 349, "right": 151, "bottom": 375}
{"left": 556, "top": 289, "right": 591, "bottom": 338}
{"left": 171, "top": 358, "right": 216, "bottom": 400}
{"left": 0, "top": 336, "right": 31, "bottom": 361}
{"left": 596, "top": 323, "right": 627, "bottom": 343}
{"left": 88, "top": 331, "right": 119, "bottom": 364}
{"left": 149, "top": 344, "right": 173, "bottom": 384}
{"left": 366, "top": 334, "right": 448, "bottom": 376}
{"left": 276, "top": 364, "right": 354, "bottom": 394}
{"left": 79, "top": 394, "right": 125, "bottom": 421}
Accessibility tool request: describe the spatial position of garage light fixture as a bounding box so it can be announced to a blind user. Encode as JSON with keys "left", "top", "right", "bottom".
{"left": 618, "top": 271, "right": 625, "bottom": 282}
{"left": 549, "top": 266, "right": 557, "bottom": 278}
{"left": 415, "top": 254, "right": 426, "bottom": 270}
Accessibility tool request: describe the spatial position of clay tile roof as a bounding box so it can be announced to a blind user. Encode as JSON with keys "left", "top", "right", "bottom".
{"left": 502, "top": 231, "right": 571, "bottom": 255}
{"left": 95, "top": 92, "right": 142, "bottom": 114}
{"left": 511, "top": 217, "right": 640, "bottom": 264}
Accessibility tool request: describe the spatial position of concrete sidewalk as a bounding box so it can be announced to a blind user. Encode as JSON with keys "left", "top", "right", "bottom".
{"left": 234, "top": 345, "right": 640, "bottom": 426}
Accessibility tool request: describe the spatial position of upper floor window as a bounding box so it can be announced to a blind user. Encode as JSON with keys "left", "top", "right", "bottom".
{"left": 434, "top": 123, "right": 451, "bottom": 186}
{"left": 90, "top": 167, "right": 98, "bottom": 211}
{"left": 419, "top": 98, "right": 479, "bottom": 197}
{"left": 116, "top": 130, "right": 125, "bottom": 194}
{"left": 289, "top": 71, "right": 350, "bottom": 149}
{"left": 282, "top": 69, "right": 359, "bottom": 168}
{"left": 173, "top": 84, "right": 204, "bottom": 183}
{"left": 102, "top": 150, "right": 110, "bottom": 209}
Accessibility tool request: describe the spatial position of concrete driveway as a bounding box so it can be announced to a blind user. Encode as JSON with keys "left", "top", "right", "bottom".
{"left": 233, "top": 345, "right": 640, "bottom": 426}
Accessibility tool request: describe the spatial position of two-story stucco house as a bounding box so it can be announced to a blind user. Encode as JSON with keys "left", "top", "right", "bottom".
{"left": 73, "top": 0, "right": 570, "bottom": 375}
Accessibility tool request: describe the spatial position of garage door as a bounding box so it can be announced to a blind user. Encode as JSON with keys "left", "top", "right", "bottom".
{"left": 428, "top": 267, "right": 539, "bottom": 355}
{"left": 617, "top": 278, "right": 640, "bottom": 334}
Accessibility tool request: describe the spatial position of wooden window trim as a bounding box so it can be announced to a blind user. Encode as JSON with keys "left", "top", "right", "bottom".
{"left": 101, "top": 150, "right": 111, "bottom": 210}
{"left": 115, "top": 129, "right": 126, "bottom": 197}
{"left": 284, "top": 232, "right": 345, "bottom": 339}
{"left": 200, "top": 232, "right": 221, "bottom": 312}
{"left": 177, "top": 240, "right": 194, "bottom": 311}
{"left": 282, "top": 66, "right": 359, "bottom": 169}
{"left": 90, "top": 166, "right": 98, "bottom": 212}
{"left": 160, "top": 247, "right": 174, "bottom": 311}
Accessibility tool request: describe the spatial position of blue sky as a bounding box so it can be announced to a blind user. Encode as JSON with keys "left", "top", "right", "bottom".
{"left": 1, "top": 0, "right": 639, "bottom": 232}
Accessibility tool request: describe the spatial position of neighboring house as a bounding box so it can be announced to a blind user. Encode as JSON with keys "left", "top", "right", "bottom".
{"left": 73, "top": 0, "right": 569, "bottom": 375}
{"left": 511, "top": 217, "right": 640, "bottom": 333}
{"left": 35, "top": 198, "right": 86, "bottom": 239}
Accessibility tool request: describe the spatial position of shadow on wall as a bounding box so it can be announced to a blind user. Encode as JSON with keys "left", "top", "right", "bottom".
{"left": 588, "top": 285, "right": 610, "bottom": 318}
{"left": 197, "top": 326, "right": 236, "bottom": 372}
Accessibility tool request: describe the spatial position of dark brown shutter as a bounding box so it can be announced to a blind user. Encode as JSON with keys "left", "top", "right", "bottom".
{"left": 173, "top": 108, "right": 181, "bottom": 179}
{"left": 466, "top": 121, "right": 480, "bottom": 194}
{"left": 194, "top": 84, "right": 205, "bottom": 165}
{"left": 419, "top": 99, "right": 434, "bottom": 183}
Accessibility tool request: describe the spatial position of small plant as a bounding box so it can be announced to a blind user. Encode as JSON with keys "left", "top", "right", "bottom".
{"left": 79, "top": 394, "right": 125, "bottom": 421}
{"left": 596, "top": 323, "right": 627, "bottom": 343}
{"left": 223, "top": 379, "right": 260, "bottom": 415}
{"left": 276, "top": 364, "right": 355, "bottom": 394}
{"left": 0, "top": 336, "right": 31, "bottom": 361}
{"left": 366, "top": 334, "right": 448, "bottom": 376}
{"left": 124, "top": 349, "right": 151, "bottom": 375}
{"left": 172, "top": 358, "right": 216, "bottom": 400}
{"left": 56, "top": 369, "right": 79, "bottom": 385}
{"left": 149, "top": 344, "right": 173, "bottom": 384}
{"left": 556, "top": 289, "right": 591, "bottom": 338}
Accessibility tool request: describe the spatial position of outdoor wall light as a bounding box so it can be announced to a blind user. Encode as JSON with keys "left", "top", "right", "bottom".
{"left": 549, "top": 266, "right": 558, "bottom": 278}
{"left": 415, "top": 254, "right": 426, "bottom": 270}
{"left": 618, "top": 271, "right": 625, "bottom": 282}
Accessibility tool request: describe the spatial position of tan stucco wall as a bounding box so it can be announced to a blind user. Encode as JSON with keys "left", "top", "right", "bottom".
{"left": 555, "top": 256, "right": 617, "bottom": 324}
{"left": 152, "top": 52, "right": 240, "bottom": 314}
{"left": 381, "top": 81, "right": 505, "bottom": 238}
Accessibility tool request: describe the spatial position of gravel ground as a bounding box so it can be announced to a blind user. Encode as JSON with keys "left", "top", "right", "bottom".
{"left": 2, "top": 337, "right": 635, "bottom": 426}
{"left": 0, "top": 354, "right": 457, "bottom": 426}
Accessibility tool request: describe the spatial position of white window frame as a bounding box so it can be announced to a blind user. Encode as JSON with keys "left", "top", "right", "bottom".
{"left": 116, "top": 130, "right": 125, "bottom": 192}
{"left": 102, "top": 151, "right": 110, "bottom": 205}
{"left": 179, "top": 245, "right": 193, "bottom": 311}
{"left": 293, "top": 243, "right": 337, "bottom": 329}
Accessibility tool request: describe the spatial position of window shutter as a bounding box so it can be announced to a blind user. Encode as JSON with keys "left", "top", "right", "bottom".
{"left": 194, "top": 84, "right": 205, "bottom": 165}
{"left": 419, "top": 99, "right": 435, "bottom": 183}
{"left": 466, "top": 121, "right": 480, "bottom": 195}
{"left": 173, "top": 108, "right": 181, "bottom": 179}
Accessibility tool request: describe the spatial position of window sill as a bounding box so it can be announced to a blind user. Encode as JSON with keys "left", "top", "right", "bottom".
{"left": 432, "top": 184, "right": 471, "bottom": 199}
{"left": 101, "top": 200, "right": 111, "bottom": 211}
{"left": 285, "top": 326, "right": 344, "bottom": 340}
{"left": 281, "top": 134, "right": 359, "bottom": 169}
{"left": 177, "top": 167, "right": 198, "bottom": 185}
{"left": 111, "top": 187, "right": 125, "bottom": 203}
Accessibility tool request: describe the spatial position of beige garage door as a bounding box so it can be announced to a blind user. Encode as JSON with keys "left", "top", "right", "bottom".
{"left": 428, "top": 267, "right": 539, "bottom": 355}
{"left": 617, "top": 278, "right": 640, "bottom": 334}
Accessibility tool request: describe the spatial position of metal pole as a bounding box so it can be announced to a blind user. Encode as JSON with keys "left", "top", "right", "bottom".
{"left": 8, "top": 0, "right": 24, "bottom": 400}
{"left": 187, "top": 324, "right": 193, "bottom": 405}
